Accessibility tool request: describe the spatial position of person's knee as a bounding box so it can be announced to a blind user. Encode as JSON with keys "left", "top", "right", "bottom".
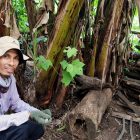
{"left": 37, "top": 124, "right": 44, "bottom": 138}
{"left": 18, "top": 122, "right": 30, "bottom": 138}
{"left": 27, "top": 120, "right": 45, "bottom": 139}
{"left": 2, "top": 121, "right": 44, "bottom": 140}
{"left": 5, "top": 124, "right": 29, "bottom": 140}
{"left": 17, "top": 121, "right": 44, "bottom": 139}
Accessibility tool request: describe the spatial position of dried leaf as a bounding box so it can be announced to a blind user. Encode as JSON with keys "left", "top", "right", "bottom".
{"left": 10, "top": 14, "right": 20, "bottom": 39}
{"left": 134, "top": 0, "right": 140, "bottom": 26}
{"left": 3, "top": 2, "right": 20, "bottom": 38}
{"left": 40, "top": 0, "right": 54, "bottom": 12}
{"left": 117, "top": 38, "right": 125, "bottom": 55}
{"left": 33, "top": 11, "right": 49, "bottom": 32}
{"left": 4, "top": 6, "right": 10, "bottom": 28}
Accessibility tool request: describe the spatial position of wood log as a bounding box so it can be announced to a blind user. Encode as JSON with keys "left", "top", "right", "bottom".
{"left": 65, "top": 88, "right": 112, "bottom": 140}
{"left": 124, "top": 71, "right": 140, "bottom": 80}
{"left": 123, "top": 77, "right": 140, "bottom": 84}
{"left": 75, "top": 75, "right": 102, "bottom": 87}
{"left": 74, "top": 75, "right": 112, "bottom": 94}
{"left": 127, "top": 66, "right": 140, "bottom": 72}
{"left": 123, "top": 79, "right": 140, "bottom": 90}
{"left": 123, "top": 88, "right": 140, "bottom": 101}
{"left": 122, "top": 78, "right": 140, "bottom": 90}
{"left": 122, "top": 85, "right": 140, "bottom": 94}
{"left": 74, "top": 75, "right": 102, "bottom": 94}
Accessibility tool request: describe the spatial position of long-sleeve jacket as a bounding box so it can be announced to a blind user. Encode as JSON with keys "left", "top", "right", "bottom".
{"left": 0, "top": 75, "right": 38, "bottom": 131}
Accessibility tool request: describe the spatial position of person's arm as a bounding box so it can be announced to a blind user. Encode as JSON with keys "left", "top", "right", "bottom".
{"left": 10, "top": 89, "right": 52, "bottom": 125}
{"left": 0, "top": 111, "right": 30, "bottom": 131}
{"left": 10, "top": 76, "right": 38, "bottom": 112}
{"left": 9, "top": 76, "right": 52, "bottom": 125}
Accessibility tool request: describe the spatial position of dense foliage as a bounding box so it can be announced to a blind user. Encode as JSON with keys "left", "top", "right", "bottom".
{"left": 12, "top": 0, "right": 29, "bottom": 32}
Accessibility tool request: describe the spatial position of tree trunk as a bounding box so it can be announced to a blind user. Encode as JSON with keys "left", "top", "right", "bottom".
{"left": 95, "top": 0, "right": 125, "bottom": 83}
{"left": 35, "top": 0, "right": 85, "bottom": 105}
{"left": 25, "top": 0, "right": 37, "bottom": 36}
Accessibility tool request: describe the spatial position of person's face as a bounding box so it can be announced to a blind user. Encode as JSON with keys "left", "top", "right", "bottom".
{"left": 0, "top": 49, "right": 19, "bottom": 77}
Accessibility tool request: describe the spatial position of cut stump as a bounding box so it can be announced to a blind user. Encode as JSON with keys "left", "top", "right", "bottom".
{"left": 66, "top": 88, "right": 112, "bottom": 140}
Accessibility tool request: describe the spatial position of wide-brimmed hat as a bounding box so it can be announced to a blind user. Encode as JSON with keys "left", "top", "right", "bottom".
{"left": 0, "top": 36, "right": 29, "bottom": 64}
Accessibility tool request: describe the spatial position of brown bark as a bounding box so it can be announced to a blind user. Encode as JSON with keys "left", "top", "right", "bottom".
{"left": 96, "top": 0, "right": 125, "bottom": 83}
{"left": 25, "top": 0, "right": 37, "bottom": 35}
{"left": 73, "top": 75, "right": 102, "bottom": 93}
{"left": 0, "top": 0, "right": 20, "bottom": 37}
{"left": 66, "top": 88, "right": 112, "bottom": 140}
{"left": 55, "top": 84, "right": 67, "bottom": 109}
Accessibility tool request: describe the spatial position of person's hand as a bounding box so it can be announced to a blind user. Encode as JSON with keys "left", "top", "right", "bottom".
{"left": 30, "top": 109, "right": 52, "bottom": 125}
{"left": 42, "top": 109, "right": 52, "bottom": 116}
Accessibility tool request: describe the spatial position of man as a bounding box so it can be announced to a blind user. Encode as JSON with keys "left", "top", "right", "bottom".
{"left": 0, "top": 36, "right": 52, "bottom": 140}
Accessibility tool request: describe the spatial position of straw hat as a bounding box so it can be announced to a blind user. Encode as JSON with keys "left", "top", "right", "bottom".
{"left": 0, "top": 36, "right": 29, "bottom": 64}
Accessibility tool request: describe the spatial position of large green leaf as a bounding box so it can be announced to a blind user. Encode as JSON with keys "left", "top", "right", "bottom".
{"left": 60, "top": 60, "right": 68, "bottom": 69}
{"left": 62, "top": 71, "right": 73, "bottom": 86}
{"left": 35, "top": 56, "right": 52, "bottom": 71}
{"left": 63, "top": 47, "right": 77, "bottom": 58}
{"left": 65, "top": 59, "right": 85, "bottom": 78}
{"left": 66, "top": 64, "right": 74, "bottom": 75}
{"left": 71, "top": 59, "right": 85, "bottom": 75}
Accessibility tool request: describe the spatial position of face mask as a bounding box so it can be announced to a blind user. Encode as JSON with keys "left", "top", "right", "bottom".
{"left": 0, "top": 76, "right": 12, "bottom": 93}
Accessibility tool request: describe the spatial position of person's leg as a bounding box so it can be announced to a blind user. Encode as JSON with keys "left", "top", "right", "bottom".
{"left": 0, "top": 131, "right": 5, "bottom": 140}
{"left": 1, "top": 123, "right": 29, "bottom": 140}
{"left": 27, "top": 120, "right": 44, "bottom": 140}
{"left": 0, "top": 120, "right": 44, "bottom": 140}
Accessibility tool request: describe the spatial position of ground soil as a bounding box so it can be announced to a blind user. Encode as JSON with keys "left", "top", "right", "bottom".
{"left": 39, "top": 95, "right": 140, "bottom": 140}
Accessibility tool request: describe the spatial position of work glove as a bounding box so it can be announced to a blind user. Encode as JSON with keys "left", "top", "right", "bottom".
{"left": 30, "top": 109, "right": 52, "bottom": 125}
{"left": 42, "top": 109, "right": 52, "bottom": 116}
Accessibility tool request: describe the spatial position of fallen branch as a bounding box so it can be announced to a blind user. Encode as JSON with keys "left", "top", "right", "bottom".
{"left": 112, "top": 111, "right": 140, "bottom": 122}
{"left": 117, "top": 91, "right": 140, "bottom": 116}
{"left": 130, "top": 119, "right": 135, "bottom": 140}
{"left": 117, "top": 118, "right": 126, "bottom": 140}
{"left": 123, "top": 77, "right": 140, "bottom": 84}
{"left": 122, "top": 78, "right": 140, "bottom": 90}
{"left": 112, "top": 112, "right": 136, "bottom": 140}
{"left": 124, "top": 71, "right": 140, "bottom": 80}
{"left": 131, "top": 30, "right": 140, "bottom": 34}
{"left": 122, "top": 88, "right": 140, "bottom": 101}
